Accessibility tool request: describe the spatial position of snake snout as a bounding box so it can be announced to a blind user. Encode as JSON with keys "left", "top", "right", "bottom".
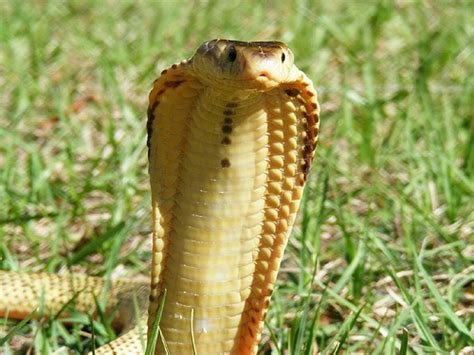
{"left": 242, "top": 57, "right": 281, "bottom": 84}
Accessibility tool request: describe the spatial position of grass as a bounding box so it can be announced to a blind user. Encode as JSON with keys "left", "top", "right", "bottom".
{"left": 1, "top": 0, "right": 473, "bottom": 353}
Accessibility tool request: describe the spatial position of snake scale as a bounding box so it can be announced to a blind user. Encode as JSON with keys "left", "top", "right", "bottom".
{"left": 0, "top": 39, "right": 320, "bottom": 354}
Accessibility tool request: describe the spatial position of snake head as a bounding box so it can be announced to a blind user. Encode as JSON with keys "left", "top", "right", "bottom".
{"left": 192, "top": 39, "right": 295, "bottom": 90}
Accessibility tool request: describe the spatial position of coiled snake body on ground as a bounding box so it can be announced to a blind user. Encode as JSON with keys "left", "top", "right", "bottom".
{"left": 0, "top": 39, "right": 320, "bottom": 354}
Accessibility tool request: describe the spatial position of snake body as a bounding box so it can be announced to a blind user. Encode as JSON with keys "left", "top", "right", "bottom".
{"left": 0, "top": 39, "right": 319, "bottom": 354}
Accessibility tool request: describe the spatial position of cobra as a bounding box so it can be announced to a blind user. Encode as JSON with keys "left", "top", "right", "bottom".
{"left": 0, "top": 39, "right": 320, "bottom": 354}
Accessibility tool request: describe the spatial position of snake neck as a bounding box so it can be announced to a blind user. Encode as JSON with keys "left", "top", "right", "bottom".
{"left": 146, "top": 65, "right": 320, "bottom": 353}
{"left": 147, "top": 83, "right": 271, "bottom": 353}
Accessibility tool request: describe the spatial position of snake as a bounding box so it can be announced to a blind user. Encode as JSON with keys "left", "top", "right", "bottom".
{"left": 0, "top": 39, "right": 320, "bottom": 354}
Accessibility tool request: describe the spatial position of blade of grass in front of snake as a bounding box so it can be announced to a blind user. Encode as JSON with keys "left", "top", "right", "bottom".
{"left": 92, "top": 291, "right": 116, "bottom": 340}
{"left": 144, "top": 289, "right": 167, "bottom": 355}
{"left": 90, "top": 314, "right": 97, "bottom": 355}
{"left": 190, "top": 308, "right": 197, "bottom": 355}
{"left": 159, "top": 328, "right": 170, "bottom": 354}
{"left": 50, "top": 286, "right": 87, "bottom": 322}
{"left": 0, "top": 309, "right": 36, "bottom": 346}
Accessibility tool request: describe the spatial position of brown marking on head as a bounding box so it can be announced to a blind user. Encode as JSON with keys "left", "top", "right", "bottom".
{"left": 266, "top": 288, "right": 273, "bottom": 297}
{"left": 146, "top": 100, "right": 160, "bottom": 155}
{"left": 224, "top": 117, "right": 233, "bottom": 124}
{"left": 299, "top": 90, "right": 320, "bottom": 180}
{"left": 248, "top": 326, "right": 254, "bottom": 337}
{"left": 223, "top": 109, "right": 235, "bottom": 115}
{"left": 164, "top": 80, "right": 184, "bottom": 88}
{"left": 303, "top": 113, "right": 315, "bottom": 140}
{"left": 226, "top": 102, "right": 239, "bottom": 108}
{"left": 285, "top": 88, "right": 300, "bottom": 97}
{"left": 301, "top": 136, "right": 316, "bottom": 181}
{"left": 251, "top": 316, "right": 256, "bottom": 324}
{"left": 221, "top": 158, "right": 231, "bottom": 168}
{"left": 221, "top": 136, "right": 232, "bottom": 145}
{"left": 315, "top": 114, "right": 320, "bottom": 123}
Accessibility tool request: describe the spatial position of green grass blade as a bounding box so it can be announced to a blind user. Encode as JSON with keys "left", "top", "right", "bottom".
{"left": 90, "top": 315, "right": 96, "bottom": 355}
{"left": 68, "top": 222, "right": 126, "bottom": 265}
{"left": 415, "top": 254, "right": 473, "bottom": 340}
{"left": 145, "top": 289, "right": 167, "bottom": 355}
{"left": 400, "top": 327, "right": 408, "bottom": 355}
{"left": 190, "top": 308, "right": 197, "bottom": 355}
{"left": 0, "top": 310, "right": 36, "bottom": 346}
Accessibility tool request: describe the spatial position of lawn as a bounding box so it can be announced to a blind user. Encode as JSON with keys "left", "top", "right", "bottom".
{"left": 0, "top": 0, "right": 473, "bottom": 354}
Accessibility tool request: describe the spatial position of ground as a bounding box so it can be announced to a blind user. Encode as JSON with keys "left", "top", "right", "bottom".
{"left": 0, "top": 1, "right": 473, "bottom": 354}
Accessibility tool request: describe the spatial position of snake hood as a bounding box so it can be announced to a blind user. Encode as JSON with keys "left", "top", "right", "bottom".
{"left": 192, "top": 39, "right": 295, "bottom": 90}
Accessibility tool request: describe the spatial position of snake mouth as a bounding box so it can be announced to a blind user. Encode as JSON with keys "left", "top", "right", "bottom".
{"left": 254, "top": 71, "right": 280, "bottom": 89}
{"left": 256, "top": 72, "right": 272, "bottom": 83}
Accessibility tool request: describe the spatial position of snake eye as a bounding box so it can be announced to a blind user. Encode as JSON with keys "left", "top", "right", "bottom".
{"left": 227, "top": 46, "right": 237, "bottom": 62}
{"left": 281, "top": 52, "right": 286, "bottom": 63}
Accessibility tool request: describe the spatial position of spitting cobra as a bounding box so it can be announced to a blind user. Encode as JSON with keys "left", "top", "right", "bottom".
{"left": 0, "top": 39, "right": 320, "bottom": 354}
